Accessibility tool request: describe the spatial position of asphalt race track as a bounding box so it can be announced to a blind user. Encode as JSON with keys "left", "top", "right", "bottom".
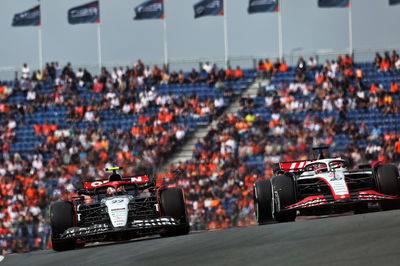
{"left": 3, "top": 210, "right": 400, "bottom": 266}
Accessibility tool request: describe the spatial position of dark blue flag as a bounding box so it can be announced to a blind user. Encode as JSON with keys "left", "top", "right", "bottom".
{"left": 68, "top": 1, "right": 100, "bottom": 25}
{"left": 134, "top": 0, "right": 164, "bottom": 20}
{"left": 12, "top": 5, "right": 40, "bottom": 27}
{"left": 318, "top": 0, "right": 349, "bottom": 8}
{"left": 389, "top": 0, "right": 400, "bottom": 5}
{"left": 194, "top": 0, "right": 223, "bottom": 19}
{"left": 248, "top": 0, "right": 279, "bottom": 13}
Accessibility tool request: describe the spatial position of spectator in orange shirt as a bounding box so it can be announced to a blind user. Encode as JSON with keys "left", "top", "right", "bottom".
{"left": 75, "top": 105, "right": 84, "bottom": 119}
{"left": 315, "top": 70, "right": 325, "bottom": 84}
{"left": 370, "top": 83, "right": 379, "bottom": 94}
{"left": 263, "top": 58, "right": 273, "bottom": 78}
{"left": 42, "top": 122, "right": 53, "bottom": 136}
{"left": 225, "top": 66, "right": 235, "bottom": 81}
{"left": 165, "top": 112, "right": 173, "bottom": 123}
{"left": 344, "top": 67, "right": 354, "bottom": 79}
{"left": 342, "top": 54, "right": 353, "bottom": 67}
{"left": 257, "top": 59, "right": 265, "bottom": 72}
{"left": 380, "top": 58, "right": 390, "bottom": 72}
{"left": 138, "top": 114, "right": 149, "bottom": 124}
{"left": 131, "top": 125, "right": 141, "bottom": 136}
{"left": 279, "top": 60, "right": 288, "bottom": 72}
{"left": 157, "top": 110, "right": 167, "bottom": 122}
{"left": 390, "top": 82, "right": 398, "bottom": 94}
{"left": 234, "top": 66, "right": 243, "bottom": 80}
{"left": 34, "top": 124, "right": 42, "bottom": 136}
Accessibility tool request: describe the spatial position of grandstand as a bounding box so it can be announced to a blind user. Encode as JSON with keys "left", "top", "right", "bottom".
{"left": 0, "top": 51, "right": 400, "bottom": 253}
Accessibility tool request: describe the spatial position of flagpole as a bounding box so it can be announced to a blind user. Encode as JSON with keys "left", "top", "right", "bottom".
{"left": 97, "top": 23, "right": 102, "bottom": 74}
{"left": 223, "top": 0, "right": 229, "bottom": 69}
{"left": 163, "top": 16, "right": 168, "bottom": 66}
{"left": 38, "top": 23, "right": 43, "bottom": 71}
{"left": 348, "top": 0, "right": 353, "bottom": 55}
{"left": 278, "top": 0, "right": 283, "bottom": 60}
{"left": 38, "top": 0, "right": 43, "bottom": 70}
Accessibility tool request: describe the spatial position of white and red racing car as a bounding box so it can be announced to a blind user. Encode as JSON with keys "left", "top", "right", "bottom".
{"left": 254, "top": 147, "right": 400, "bottom": 224}
{"left": 49, "top": 167, "right": 190, "bottom": 251}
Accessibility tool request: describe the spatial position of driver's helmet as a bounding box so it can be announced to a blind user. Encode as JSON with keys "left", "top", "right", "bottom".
{"left": 106, "top": 187, "right": 116, "bottom": 196}
{"left": 314, "top": 164, "right": 328, "bottom": 174}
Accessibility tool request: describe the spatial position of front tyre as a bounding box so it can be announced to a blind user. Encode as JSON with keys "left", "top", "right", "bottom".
{"left": 375, "top": 164, "right": 400, "bottom": 210}
{"left": 254, "top": 179, "right": 274, "bottom": 225}
{"left": 272, "top": 175, "right": 297, "bottom": 223}
{"left": 50, "top": 201, "right": 76, "bottom": 251}
{"left": 159, "top": 187, "right": 190, "bottom": 236}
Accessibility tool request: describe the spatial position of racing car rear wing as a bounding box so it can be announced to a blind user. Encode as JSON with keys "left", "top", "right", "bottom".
{"left": 273, "top": 160, "right": 314, "bottom": 175}
{"left": 83, "top": 175, "right": 150, "bottom": 189}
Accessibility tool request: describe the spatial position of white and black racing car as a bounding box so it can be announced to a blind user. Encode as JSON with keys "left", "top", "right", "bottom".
{"left": 50, "top": 167, "right": 190, "bottom": 251}
{"left": 254, "top": 146, "right": 400, "bottom": 224}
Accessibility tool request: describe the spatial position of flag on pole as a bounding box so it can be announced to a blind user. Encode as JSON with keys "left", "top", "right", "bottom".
{"left": 248, "top": 0, "right": 279, "bottom": 13}
{"left": 12, "top": 5, "right": 41, "bottom": 26}
{"left": 68, "top": 1, "right": 100, "bottom": 24}
{"left": 318, "top": 0, "right": 349, "bottom": 8}
{"left": 389, "top": 0, "right": 400, "bottom": 5}
{"left": 194, "top": 0, "right": 223, "bottom": 19}
{"left": 134, "top": 0, "right": 164, "bottom": 20}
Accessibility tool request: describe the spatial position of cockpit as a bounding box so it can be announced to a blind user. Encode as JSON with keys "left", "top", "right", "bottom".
{"left": 305, "top": 162, "right": 329, "bottom": 174}
{"left": 302, "top": 159, "right": 347, "bottom": 176}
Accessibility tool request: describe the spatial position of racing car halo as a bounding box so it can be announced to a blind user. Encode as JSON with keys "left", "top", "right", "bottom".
{"left": 254, "top": 146, "right": 400, "bottom": 224}
{"left": 49, "top": 167, "right": 190, "bottom": 251}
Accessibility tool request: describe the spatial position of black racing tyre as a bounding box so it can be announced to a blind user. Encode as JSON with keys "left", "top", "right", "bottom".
{"left": 375, "top": 164, "right": 400, "bottom": 210}
{"left": 272, "top": 175, "right": 297, "bottom": 223}
{"left": 375, "top": 164, "right": 400, "bottom": 196}
{"left": 50, "top": 201, "right": 76, "bottom": 251}
{"left": 253, "top": 179, "right": 274, "bottom": 224}
{"left": 159, "top": 187, "right": 190, "bottom": 236}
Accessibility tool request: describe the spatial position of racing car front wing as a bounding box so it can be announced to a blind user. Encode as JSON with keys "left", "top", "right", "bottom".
{"left": 61, "top": 217, "right": 180, "bottom": 239}
{"left": 284, "top": 190, "right": 398, "bottom": 211}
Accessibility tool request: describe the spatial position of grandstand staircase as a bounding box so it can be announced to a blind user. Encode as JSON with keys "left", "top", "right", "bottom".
{"left": 161, "top": 78, "right": 263, "bottom": 170}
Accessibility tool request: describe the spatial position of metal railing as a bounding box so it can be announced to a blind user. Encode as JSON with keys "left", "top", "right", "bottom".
{"left": 0, "top": 47, "right": 399, "bottom": 81}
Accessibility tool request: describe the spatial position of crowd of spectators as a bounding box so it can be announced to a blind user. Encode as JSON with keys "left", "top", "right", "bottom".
{"left": 257, "top": 58, "right": 289, "bottom": 79}
{"left": 373, "top": 51, "right": 400, "bottom": 72}
{"left": 0, "top": 51, "right": 399, "bottom": 254}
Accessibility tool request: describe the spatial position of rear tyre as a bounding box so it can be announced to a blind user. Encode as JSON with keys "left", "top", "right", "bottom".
{"left": 50, "top": 201, "right": 76, "bottom": 251}
{"left": 272, "top": 175, "right": 297, "bottom": 223}
{"left": 375, "top": 164, "right": 400, "bottom": 210}
{"left": 254, "top": 179, "right": 274, "bottom": 224}
{"left": 159, "top": 187, "right": 190, "bottom": 236}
